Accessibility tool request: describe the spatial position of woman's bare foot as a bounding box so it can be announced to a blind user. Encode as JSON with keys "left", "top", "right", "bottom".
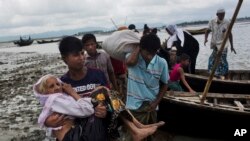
{"left": 133, "top": 119, "right": 165, "bottom": 129}
{"left": 132, "top": 126, "right": 157, "bottom": 141}
{"left": 150, "top": 121, "right": 165, "bottom": 128}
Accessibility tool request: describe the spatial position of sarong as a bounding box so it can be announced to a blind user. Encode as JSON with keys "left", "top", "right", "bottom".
{"left": 208, "top": 48, "right": 228, "bottom": 76}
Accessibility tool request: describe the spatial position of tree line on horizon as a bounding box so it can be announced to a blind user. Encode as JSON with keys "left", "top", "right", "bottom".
{"left": 177, "top": 16, "right": 250, "bottom": 27}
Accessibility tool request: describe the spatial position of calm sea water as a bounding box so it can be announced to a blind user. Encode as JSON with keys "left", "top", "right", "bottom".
{"left": 1, "top": 22, "right": 250, "bottom": 70}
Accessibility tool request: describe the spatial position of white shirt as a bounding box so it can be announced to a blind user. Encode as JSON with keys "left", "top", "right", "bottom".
{"left": 208, "top": 18, "right": 230, "bottom": 49}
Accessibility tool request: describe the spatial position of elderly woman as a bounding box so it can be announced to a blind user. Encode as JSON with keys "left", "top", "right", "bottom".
{"left": 166, "top": 24, "right": 199, "bottom": 74}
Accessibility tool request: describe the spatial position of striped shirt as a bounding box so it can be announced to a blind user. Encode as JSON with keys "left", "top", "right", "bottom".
{"left": 126, "top": 53, "right": 169, "bottom": 110}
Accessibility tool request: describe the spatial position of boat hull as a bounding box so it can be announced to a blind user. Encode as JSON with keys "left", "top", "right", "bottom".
{"left": 186, "top": 28, "right": 207, "bottom": 35}
{"left": 37, "top": 39, "right": 61, "bottom": 44}
{"left": 14, "top": 40, "right": 33, "bottom": 46}
{"left": 158, "top": 97, "right": 250, "bottom": 140}
{"left": 183, "top": 70, "right": 250, "bottom": 94}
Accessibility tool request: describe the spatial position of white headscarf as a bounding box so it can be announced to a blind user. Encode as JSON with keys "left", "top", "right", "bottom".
{"left": 166, "top": 24, "right": 185, "bottom": 48}
{"left": 33, "top": 74, "right": 63, "bottom": 106}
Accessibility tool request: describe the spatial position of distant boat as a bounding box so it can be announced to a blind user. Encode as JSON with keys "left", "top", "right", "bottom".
{"left": 182, "top": 69, "right": 250, "bottom": 94}
{"left": 14, "top": 36, "right": 33, "bottom": 47}
{"left": 158, "top": 91, "right": 250, "bottom": 140}
{"left": 186, "top": 28, "right": 207, "bottom": 35}
{"left": 37, "top": 39, "right": 61, "bottom": 44}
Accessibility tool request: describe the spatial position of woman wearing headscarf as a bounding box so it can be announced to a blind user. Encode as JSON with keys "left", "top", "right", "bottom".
{"left": 166, "top": 24, "right": 199, "bottom": 74}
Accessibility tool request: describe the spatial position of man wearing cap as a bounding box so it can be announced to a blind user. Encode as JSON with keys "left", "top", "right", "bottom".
{"left": 204, "top": 8, "right": 236, "bottom": 79}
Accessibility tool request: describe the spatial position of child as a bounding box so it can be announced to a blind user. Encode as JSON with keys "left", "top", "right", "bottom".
{"left": 168, "top": 53, "right": 196, "bottom": 93}
{"left": 34, "top": 74, "right": 165, "bottom": 141}
{"left": 82, "top": 33, "right": 118, "bottom": 91}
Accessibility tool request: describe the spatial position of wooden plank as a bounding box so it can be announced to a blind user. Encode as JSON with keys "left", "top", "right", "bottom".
{"left": 168, "top": 91, "right": 250, "bottom": 99}
{"left": 217, "top": 104, "right": 239, "bottom": 110}
{"left": 247, "top": 100, "right": 250, "bottom": 105}
{"left": 175, "top": 97, "right": 200, "bottom": 102}
{"left": 214, "top": 98, "right": 218, "bottom": 106}
{"left": 234, "top": 100, "right": 245, "bottom": 111}
{"left": 173, "top": 97, "right": 213, "bottom": 106}
{"left": 172, "top": 93, "right": 198, "bottom": 97}
{"left": 167, "top": 96, "right": 250, "bottom": 111}
{"left": 207, "top": 93, "right": 250, "bottom": 100}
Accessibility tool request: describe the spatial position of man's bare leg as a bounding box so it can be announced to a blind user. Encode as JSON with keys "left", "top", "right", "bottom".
{"left": 121, "top": 116, "right": 157, "bottom": 141}
{"left": 121, "top": 109, "right": 165, "bottom": 129}
{"left": 132, "top": 117, "right": 165, "bottom": 129}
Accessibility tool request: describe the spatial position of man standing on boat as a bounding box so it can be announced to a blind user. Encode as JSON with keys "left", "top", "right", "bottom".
{"left": 204, "top": 8, "right": 236, "bottom": 79}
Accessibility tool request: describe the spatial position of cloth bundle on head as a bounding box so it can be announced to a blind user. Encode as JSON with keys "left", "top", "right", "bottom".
{"left": 166, "top": 24, "right": 185, "bottom": 48}
{"left": 102, "top": 29, "right": 140, "bottom": 61}
{"left": 118, "top": 26, "right": 128, "bottom": 31}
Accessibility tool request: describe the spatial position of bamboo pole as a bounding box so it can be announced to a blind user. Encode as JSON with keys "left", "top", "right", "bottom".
{"left": 200, "top": 0, "right": 243, "bottom": 104}
{"left": 110, "top": 18, "right": 118, "bottom": 29}
{"left": 119, "top": 99, "right": 138, "bottom": 121}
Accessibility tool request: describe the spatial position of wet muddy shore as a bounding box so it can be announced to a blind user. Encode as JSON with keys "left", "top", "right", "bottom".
{"left": 0, "top": 52, "right": 67, "bottom": 141}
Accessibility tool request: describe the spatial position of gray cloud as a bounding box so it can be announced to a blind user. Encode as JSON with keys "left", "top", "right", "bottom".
{"left": 0, "top": 0, "right": 249, "bottom": 37}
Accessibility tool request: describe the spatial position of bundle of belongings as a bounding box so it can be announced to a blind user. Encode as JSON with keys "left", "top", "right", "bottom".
{"left": 102, "top": 30, "right": 140, "bottom": 61}
{"left": 91, "top": 87, "right": 124, "bottom": 139}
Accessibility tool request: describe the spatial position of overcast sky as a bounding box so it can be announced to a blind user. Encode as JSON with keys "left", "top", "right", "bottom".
{"left": 0, "top": 0, "right": 249, "bottom": 37}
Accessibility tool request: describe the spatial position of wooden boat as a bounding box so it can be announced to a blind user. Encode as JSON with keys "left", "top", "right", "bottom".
{"left": 37, "top": 39, "right": 61, "bottom": 44}
{"left": 182, "top": 69, "right": 250, "bottom": 94}
{"left": 14, "top": 36, "right": 33, "bottom": 46}
{"left": 158, "top": 91, "right": 250, "bottom": 140}
{"left": 186, "top": 28, "right": 207, "bottom": 35}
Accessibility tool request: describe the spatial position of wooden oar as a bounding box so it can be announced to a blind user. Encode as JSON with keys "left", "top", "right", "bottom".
{"left": 200, "top": 0, "right": 243, "bottom": 104}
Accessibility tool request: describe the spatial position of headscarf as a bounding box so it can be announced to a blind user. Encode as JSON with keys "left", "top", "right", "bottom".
{"left": 166, "top": 24, "right": 177, "bottom": 35}
{"left": 33, "top": 74, "right": 62, "bottom": 106}
{"left": 166, "top": 24, "right": 185, "bottom": 48}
